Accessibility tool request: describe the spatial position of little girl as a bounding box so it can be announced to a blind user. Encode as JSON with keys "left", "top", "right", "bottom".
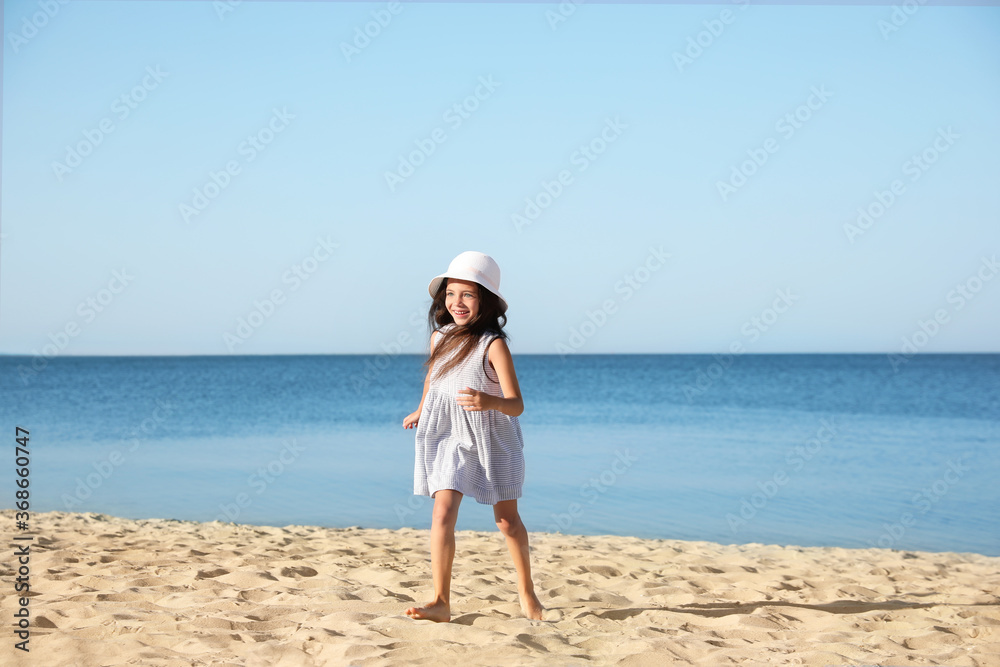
{"left": 402, "top": 251, "right": 544, "bottom": 622}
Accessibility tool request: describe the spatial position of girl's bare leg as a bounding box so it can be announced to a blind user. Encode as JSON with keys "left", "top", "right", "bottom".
{"left": 406, "top": 489, "right": 462, "bottom": 622}
{"left": 493, "top": 499, "right": 544, "bottom": 620}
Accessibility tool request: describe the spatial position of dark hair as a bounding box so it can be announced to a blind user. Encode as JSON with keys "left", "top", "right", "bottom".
{"left": 424, "top": 279, "right": 508, "bottom": 379}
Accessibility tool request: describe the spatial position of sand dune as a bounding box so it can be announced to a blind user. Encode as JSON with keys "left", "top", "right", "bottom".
{"left": 2, "top": 510, "right": 998, "bottom": 666}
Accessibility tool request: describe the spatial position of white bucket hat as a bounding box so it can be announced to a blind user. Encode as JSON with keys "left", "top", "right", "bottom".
{"left": 428, "top": 251, "right": 508, "bottom": 313}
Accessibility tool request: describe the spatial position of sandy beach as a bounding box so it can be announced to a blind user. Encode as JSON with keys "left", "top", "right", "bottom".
{"left": 3, "top": 510, "right": 998, "bottom": 666}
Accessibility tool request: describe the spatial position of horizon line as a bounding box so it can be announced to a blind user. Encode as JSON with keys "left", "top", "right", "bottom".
{"left": 1, "top": 351, "right": 998, "bottom": 358}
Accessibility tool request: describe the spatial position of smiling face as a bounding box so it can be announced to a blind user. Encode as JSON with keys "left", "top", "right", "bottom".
{"left": 445, "top": 278, "right": 480, "bottom": 325}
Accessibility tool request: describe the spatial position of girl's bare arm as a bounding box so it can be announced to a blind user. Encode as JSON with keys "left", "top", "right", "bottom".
{"left": 457, "top": 338, "right": 523, "bottom": 417}
{"left": 403, "top": 331, "right": 441, "bottom": 428}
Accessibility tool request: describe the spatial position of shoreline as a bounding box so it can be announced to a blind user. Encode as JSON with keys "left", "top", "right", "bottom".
{"left": 17, "top": 507, "right": 997, "bottom": 559}
{"left": 4, "top": 510, "right": 999, "bottom": 665}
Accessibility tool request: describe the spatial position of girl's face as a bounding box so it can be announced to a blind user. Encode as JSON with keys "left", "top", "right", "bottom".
{"left": 445, "top": 279, "right": 480, "bottom": 325}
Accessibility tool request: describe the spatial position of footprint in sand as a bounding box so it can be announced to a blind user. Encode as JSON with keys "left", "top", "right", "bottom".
{"left": 195, "top": 568, "right": 230, "bottom": 579}
{"left": 575, "top": 564, "right": 622, "bottom": 578}
{"left": 279, "top": 565, "right": 318, "bottom": 578}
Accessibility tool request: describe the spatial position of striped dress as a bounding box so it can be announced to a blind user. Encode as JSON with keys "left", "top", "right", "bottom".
{"left": 413, "top": 324, "right": 525, "bottom": 505}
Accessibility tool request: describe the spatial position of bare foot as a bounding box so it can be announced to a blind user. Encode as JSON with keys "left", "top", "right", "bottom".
{"left": 405, "top": 600, "right": 451, "bottom": 622}
{"left": 519, "top": 589, "right": 545, "bottom": 621}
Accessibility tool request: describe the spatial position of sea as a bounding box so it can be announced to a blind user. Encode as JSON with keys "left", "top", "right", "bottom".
{"left": 1, "top": 353, "right": 997, "bottom": 556}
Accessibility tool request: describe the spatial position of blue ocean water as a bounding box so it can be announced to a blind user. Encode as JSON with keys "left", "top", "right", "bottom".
{"left": 1, "top": 353, "right": 997, "bottom": 555}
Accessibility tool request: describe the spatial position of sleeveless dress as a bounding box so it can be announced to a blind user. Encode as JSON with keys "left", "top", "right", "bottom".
{"left": 413, "top": 324, "right": 525, "bottom": 505}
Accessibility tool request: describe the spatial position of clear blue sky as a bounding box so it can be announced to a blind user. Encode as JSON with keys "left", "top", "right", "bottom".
{"left": 2, "top": 0, "right": 998, "bottom": 355}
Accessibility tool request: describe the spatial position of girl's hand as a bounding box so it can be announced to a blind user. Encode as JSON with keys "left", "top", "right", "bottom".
{"left": 457, "top": 386, "right": 492, "bottom": 412}
{"left": 403, "top": 411, "right": 420, "bottom": 429}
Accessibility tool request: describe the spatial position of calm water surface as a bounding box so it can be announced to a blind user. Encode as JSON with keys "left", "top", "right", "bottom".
{"left": 1, "top": 353, "right": 996, "bottom": 555}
